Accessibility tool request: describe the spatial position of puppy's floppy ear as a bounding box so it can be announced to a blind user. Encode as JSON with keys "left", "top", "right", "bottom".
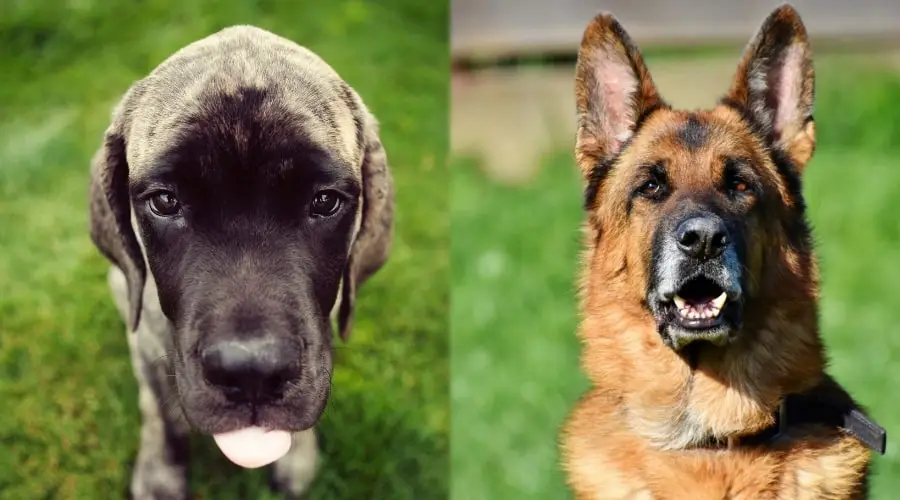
{"left": 337, "top": 111, "right": 395, "bottom": 341}
{"left": 575, "top": 12, "right": 667, "bottom": 180}
{"left": 723, "top": 4, "right": 815, "bottom": 171}
{"left": 89, "top": 100, "right": 146, "bottom": 332}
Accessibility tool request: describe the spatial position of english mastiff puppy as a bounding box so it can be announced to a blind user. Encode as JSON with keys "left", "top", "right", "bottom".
{"left": 89, "top": 25, "right": 393, "bottom": 499}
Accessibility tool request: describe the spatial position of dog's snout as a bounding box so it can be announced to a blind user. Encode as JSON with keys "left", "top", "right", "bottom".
{"left": 675, "top": 215, "right": 729, "bottom": 260}
{"left": 200, "top": 338, "right": 300, "bottom": 403}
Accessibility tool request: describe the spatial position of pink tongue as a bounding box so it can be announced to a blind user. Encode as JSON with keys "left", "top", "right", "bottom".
{"left": 212, "top": 426, "right": 292, "bottom": 469}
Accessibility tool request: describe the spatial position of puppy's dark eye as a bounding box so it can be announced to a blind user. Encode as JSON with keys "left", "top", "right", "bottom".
{"left": 310, "top": 190, "right": 343, "bottom": 217}
{"left": 148, "top": 191, "right": 181, "bottom": 217}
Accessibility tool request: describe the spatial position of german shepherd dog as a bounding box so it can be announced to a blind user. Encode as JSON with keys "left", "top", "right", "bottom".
{"left": 561, "top": 5, "right": 885, "bottom": 499}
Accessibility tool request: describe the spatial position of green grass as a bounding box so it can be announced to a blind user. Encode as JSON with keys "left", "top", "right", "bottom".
{"left": 0, "top": 1, "right": 448, "bottom": 498}
{"left": 451, "top": 60, "right": 900, "bottom": 499}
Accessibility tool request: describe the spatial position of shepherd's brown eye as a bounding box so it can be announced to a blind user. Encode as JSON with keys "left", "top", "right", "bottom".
{"left": 311, "top": 190, "right": 343, "bottom": 217}
{"left": 148, "top": 191, "right": 181, "bottom": 217}
{"left": 728, "top": 176, "right": 751, "bottom": 194}
{"left": 724, "top": 158, "right": 753, "bottom": 195}
{"left": 641, "top": 180, "right": 659, "bottom": 194}
{"left": 638, "top": 179, "right": 662, "bottom": 198}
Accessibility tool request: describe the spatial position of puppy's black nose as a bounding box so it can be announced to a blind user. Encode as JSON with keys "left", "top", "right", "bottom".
{"left": 676, "top": 215, "right": 729, "bottom": 260}
{"left": 200, "top": 338, "right": 300, "bottom": 403}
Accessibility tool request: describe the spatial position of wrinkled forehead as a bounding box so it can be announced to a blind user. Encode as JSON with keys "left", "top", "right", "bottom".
{"left": 617, "top": 108, "right": 769, "bottom": 181}
{"left": 125, "top": 82, "right": 363, "bottom": 183}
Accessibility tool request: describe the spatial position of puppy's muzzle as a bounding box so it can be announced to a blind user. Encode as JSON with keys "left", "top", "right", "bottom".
{"left": 200, "top": 337, "right": 301, "bottom": 404}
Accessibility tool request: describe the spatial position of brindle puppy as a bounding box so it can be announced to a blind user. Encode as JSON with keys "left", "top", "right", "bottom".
{"left": 89, "top": 25, "right": 393, "bottom": 499}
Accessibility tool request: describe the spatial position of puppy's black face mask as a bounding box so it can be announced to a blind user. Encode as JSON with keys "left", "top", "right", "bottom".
{"left": 130, "top": 89, "right": 361, "bottom": 434}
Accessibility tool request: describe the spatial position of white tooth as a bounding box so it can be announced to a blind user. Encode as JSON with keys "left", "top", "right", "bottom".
{"left": 674, "top": 295, "right": 686, "bottom": 310}
{"left": 689, "top": 311, "right": 698, "bottom": 319}
{"left": 710, "top": 307, "right": 720, "bottom": 317}
{"left": 712, "top": 292, "right": 728, "bottom": 310}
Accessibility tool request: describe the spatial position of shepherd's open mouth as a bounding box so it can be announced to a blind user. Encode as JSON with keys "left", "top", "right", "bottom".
{"left": 662, "top": 275, "right": 735, "bottom": 330}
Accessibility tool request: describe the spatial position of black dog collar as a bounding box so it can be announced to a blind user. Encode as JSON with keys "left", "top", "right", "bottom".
{"left": 720, "top": 394, "right": 887, "bottom": 454}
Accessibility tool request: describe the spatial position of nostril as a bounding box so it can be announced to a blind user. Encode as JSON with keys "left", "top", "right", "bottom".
{"left": 256, "top": 364, "right": 300, "bottom": 401}
{"left": 206, "top": 369, "right": 242, "bottom": 392}
{"left": 263, "top": 369, "right": 294, "bottom": 397}
{"left": 200, "top": 345, "right": 251, "bottom": 400}
{"left": 679, "top": 230, "right": 701, "bottom": 249}
{"left": 200, "top": 344, "right": 239, "bottom": 386}
{"left": 712, "top": 232, "right": 729, "bottom": 249}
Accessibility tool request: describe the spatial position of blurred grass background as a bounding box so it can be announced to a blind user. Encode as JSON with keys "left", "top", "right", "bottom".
{"left": 451, "top": 52, "right": 900, "bottom": 499}
{"left": 0, "top": 1, "right": 448, "bottom": 498}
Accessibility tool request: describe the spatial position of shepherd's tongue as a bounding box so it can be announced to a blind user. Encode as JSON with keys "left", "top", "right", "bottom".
{"left": 212, "top": 426, "right": 292, "bottom": 469}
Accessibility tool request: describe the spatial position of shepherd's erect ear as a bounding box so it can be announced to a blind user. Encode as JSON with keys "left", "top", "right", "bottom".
{"left": 575, "top": 12, "right": 667, "bottom": 180}
{"left": 89, "top": 100, "right": 146, "bottom": 332}
{"left": 337, "top": 109, "right": 395, "bottom": 342}
{"left": 722, "top": 4, "right": 815, "bottom": 171}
